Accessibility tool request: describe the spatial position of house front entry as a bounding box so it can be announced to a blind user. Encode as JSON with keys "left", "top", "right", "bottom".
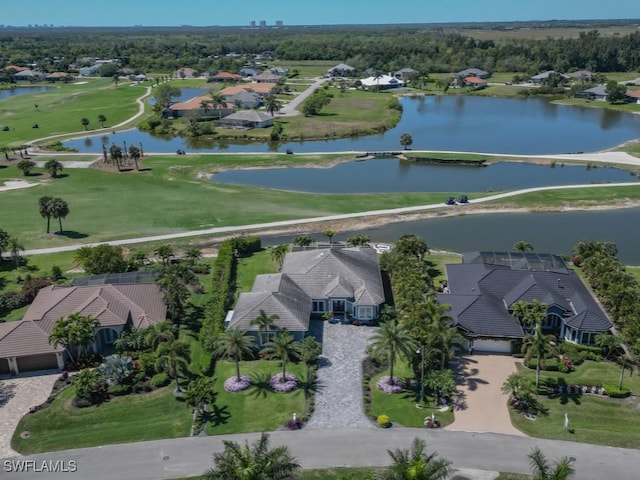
{"left": 331, "top": 300, "right": 346, "bottom": 313}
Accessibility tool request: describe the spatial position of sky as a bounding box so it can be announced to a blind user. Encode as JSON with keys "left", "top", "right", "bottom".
{"left": 2, "top": 0, "right": 639, "bottom": 27}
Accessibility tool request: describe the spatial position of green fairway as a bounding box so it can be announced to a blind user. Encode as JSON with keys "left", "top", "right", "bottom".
{"left": 0, "top": 79, "right": 149, "bottom": 146}
{"left": 511, "top": 361, "right": 640, "bottom": 448}
{"left": 12, "top": 385, "right": 192, "bottom": 454}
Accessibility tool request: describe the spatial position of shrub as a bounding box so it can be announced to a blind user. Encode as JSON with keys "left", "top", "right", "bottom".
{"left": 269, "top": 373, "right": 298, "bottom": 392}
{"left": 73, "top": 396, "right": 94, "bottom": 408}
{"left": 377, "top": 414, "right": 391, "bottom": 428}
{"left": 133, "top": 380, "right": 153, "bottom": 394}
{"left": 107, "top": 382, "right": 132, "bottom": 396}
{"left": 223, "top": 375, "right": 252, "bottom": 393}
{"left": 151, "top": 372, "right": 170, "bottom": 388}
{"left": 137, "top": 352, "right": 157, "bottom": 376}
{"left": 603, "top": 384, "right": 631, "bottom": 398}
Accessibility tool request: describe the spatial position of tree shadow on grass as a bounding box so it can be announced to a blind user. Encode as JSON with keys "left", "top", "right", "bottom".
{"left": 51, "top": 173, "right": 69, "bottom": 179}
{"left": 205, "top": 403, "right": 231, "bottom": 427}
{"left": 300, "top": 376, "right": 325, "bottom": 397}
{"left": 55, "top": 231, "right": 89, "bottom": 239}
{"left": 247, "top": 372, "right": 274, "bottom": 399}
{"left": 24, "top": 172, "right": 43, "bottom": 177}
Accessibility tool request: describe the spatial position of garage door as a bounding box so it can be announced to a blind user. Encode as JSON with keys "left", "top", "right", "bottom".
{"left": 17, "top": 354, "right": 59, "bottom": 373}
{"left": 473, "top": 339, "right": 512, "bottom": 354}
{"left": 0, "top": 358, "right": 10, "bottom": 374}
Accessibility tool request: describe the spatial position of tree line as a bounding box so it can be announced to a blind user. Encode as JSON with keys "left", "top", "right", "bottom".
{"left": 1, "top": 26, "right": 639, "bottom": 76}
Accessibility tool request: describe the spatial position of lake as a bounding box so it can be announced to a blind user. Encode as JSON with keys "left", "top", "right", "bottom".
{"left": 212, "top": 159, "right": 637, "bottom": 193}
{"left": 260, "top": 207, "right": 640, "bottom": 265}
{"left": 64, "top": 95, "right": 640, "bottom": 155}
{"left": 0, "top": 86, "right": 55, "bottom": 100}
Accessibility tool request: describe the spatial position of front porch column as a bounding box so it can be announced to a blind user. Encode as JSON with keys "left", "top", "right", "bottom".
{"left": 8, "top": 357, "right": 19, "bottom": 374}
{"left": 55, "top": 352, "right": 65, "bottom": 370}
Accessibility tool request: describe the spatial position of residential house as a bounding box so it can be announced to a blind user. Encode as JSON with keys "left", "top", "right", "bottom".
{"left": 0, "top": 283, "right": 166, "bottom": 374}
{"left": 437, "top": 251, "right": 612, "bottom": 353}
{"left": 218, "top": 110, "right": 274, "bottom": 129}
{"left": 3, "top": 65, "right": 29, "bottom": 73}
{"left": 253, "top": 72, "right": 281, "bottom": 83}
{"left": 327, "top": 63, "right": 356, "bottom": 77}
{"left": 13, "top": 69, "right": 44, "bottom": 81}
{"left": 167, "top": 95, "right": 234, "bottom": 118}
{"left": 566, "top": 70, "right": 595, "bottom": 82}
{"left": 173, "top": 67, "right": 199, "bottom": 79}
{"left": 223, "top": 90, "right": 263, "bottom": 109}
{"left": 459, "top": 76, "right": 487, "bottom": 88}
{"left": 625, "top": 89, "right": 640, "bottom": 104}
{"left": 530, "top": 71, "right": 569, "bottom": 84}
{"left": 239, "top": 67, "right": 260, "bottom": 77}
{"left": 268, "top": 67, "right": 288, "bottom": 76}
{"left": 226, "top": 247, "right": 385, "bottom": 344}
{"left": 220, "top": 83, "right": 275, "bottom": 97}
{"left": 78, "top": 64, "right": 100, "bottom": 76}
{"left": 574, "top": 84, "right": 608, "bottom": 101}
{"left": 209, "top": 71, "right": 243, "bottom": 82}
{"left": 394, "top": 68, "right": 419, "bottom": 80}
{"left": 456, "top": 68, "right": 491, "bottom": 79}
{"left": 360, "top": 74, "right": 404, "bottom": 90}
{"left": 45, "top": 72, "right": 70, "bottom": 82}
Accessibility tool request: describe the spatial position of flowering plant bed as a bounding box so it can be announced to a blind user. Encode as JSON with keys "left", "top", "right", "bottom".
{"left": 270, "top": 373, "right": 298, "bottom": 392}
{"left": 223, "top": 375, "right": 252, "bottom": 393}
{"left": 376, "top": 376, "right": 404, "bottom": 394}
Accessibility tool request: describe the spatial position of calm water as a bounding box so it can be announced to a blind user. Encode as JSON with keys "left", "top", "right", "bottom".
{"left": 260, "top": 208, "right": 640, "bottom": 265}
{"left": 212, "top": 159, "right": 637, "bottom": 193}
{"left": 0, "top": 86, "right": 55, "bottom": 100}
{"left": 64, "top": 96, "right": 640, "bottom": 155}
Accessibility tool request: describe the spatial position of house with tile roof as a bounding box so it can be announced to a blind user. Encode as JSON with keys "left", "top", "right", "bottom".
{"left": 253, "top": 72, "right": 281, "bottom": 83}
{"left": 167, "top": 95, "right": 234, "bottom": 118}
{"left": 209, "top": 71, "right": 243, "bottom": 82}
{"left": 456, "top": 68, "right": 491, "bottom": 79}
{"left": 218, "top": 110, "right": 274, "bottom": 129}
{"left": 360, "top": 74, "right": 404, "bottom": 90}
{"left": 0, "top": 284, "right": 166, "bottom": 374}
{"left": 227, "top": 247, "right": 385, "bottom": 344}
{"left": 437, "top": 252, "right": 612, "bottom": 353}
{"left": 327, "top": 63, "right": 356, "bottom": 77}
{"left": 574, "top": 84, "right": 608, "bottom": 101}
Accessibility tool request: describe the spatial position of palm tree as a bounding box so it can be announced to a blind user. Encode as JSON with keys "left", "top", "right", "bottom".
{"left": 514, "top": 241, "right": 534, "bottom": 252}
{"left": 346, "top": 233, "right": 370, "bottom": 247}
{"left": 399, "top": 132, "right": 413, "bottom": 150}
{"left": 97, "top": 114, "right": 107, "bottom": 128}
{"left": 143, "top": 320, "right": 177, "bottom": 350}
{"left": 7, "top": 236, "right": 23, "bottom": 268}
{"left": 213, "top": 328, "right": 255, "bottom": 381}
{"left": 209, "top": 92, "right": 227, "bottom": 119}
{"left": 184, "top": 376, "right": 217, "bottom": 417}
{"left": 261, "top": 331, "right": 301, "bottom": 382}
{"left": 322, "top": 229, "right": 337, "bottom": 244}
{"left": 204, "top": 432, "right": 301, "bottom": 480}
{"left": 51, "top": 197, "right": 69, "bottom": 234}
{"left": 199, "top": 99, "right": 211, "bottom": 116}
{"left": 265, "top": 95, "right": 282, "bottom": 116}
{"left": 44, "top": 159, "right": 63, "bottom": 178}
{"left": 501, "top": 372, "right": 530, "bottom": 401}
{"left": 378, "top": 437, "right": 452, "bottom": 480}
{"left": 38, "top": 195, "right": 54, "bottom": 234}
{"left": 49, "top": 313, "right": 99, "bottom": 364}
{"left": 250, "top": 309, "right": 280, "bottom": 346}
{"left": 370, "top": 320, "right": 417, "bottom": 385}
{"left": 155, "top": 338, "right": 191, "bottom": 392}
{"left": 293, "top": 235, "right": 314, "bottom": 247}
{"left": 522, "top": 326, "right": 557, "bottom": 388}
{"left": 512, "top": 300, "right": 547, "bottom": 331}
{"left": 109, "top": 144, "right": 123, "bottom": 170}
{"left": 154, "top": 244, "right": 174, "bottom": 265}
{"left": 185, "top": 248, "right": 202, "bottom": 266}
{"left": 81, "top": 117, "right": 90, "bottom": 130}
{"left": 299, "top": 335, "right": 322, "bottom": 381}
{"left": 112, "top": 74, "right": 120, "bottom": 87}
{"left": 128, "top": 144, "right": 141, "bottom": 170}
{"left": 269, "top": 244, "right": 289, "bottom": 270}
{"left": 528, "top": 447, "right": 575, "bottom": 480}
{"left": 16, "top": 159, "right": 36, "bottom": 176}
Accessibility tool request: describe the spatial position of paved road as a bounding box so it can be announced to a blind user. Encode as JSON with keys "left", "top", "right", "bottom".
{"left": 11, "top": 181, "right": 640, "bottom": 257}
{"left": 3, "top": 427, "right": 639, "bottom": 479}
{"left": 277, "top": 77, "right": 328, "bottom": 116}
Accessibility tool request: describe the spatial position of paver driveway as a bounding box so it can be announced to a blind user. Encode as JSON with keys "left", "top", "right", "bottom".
{"left": 0, "top": 371, "right": 59, "bottom": 459}
{"left": 445, "top": 354, "right": 524, "bottom": 436}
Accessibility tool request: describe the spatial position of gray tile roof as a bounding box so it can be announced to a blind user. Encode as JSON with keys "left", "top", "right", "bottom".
{"left": 439, "top": 253, "right": 611, "bottom": 338}
{"left": 229, "top": 274, "right": 311, "bottom": 332}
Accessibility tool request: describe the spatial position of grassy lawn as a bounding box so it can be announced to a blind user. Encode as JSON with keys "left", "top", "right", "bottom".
{"left": 490, "top": 184, "right": 640, "bottom": 208}
{"left": 0, "top": 79, "right": 149, "bottom": 145}
{"left": 370, "top": 363, "right": 455, "bottom": 429}
{"left": 511, "top": 360, "right": 640, "bottom": 448}
{"left": 206, "top": 360, "right": 307, "bottom": 436}
{"left": 554, "top": 97, "right": 640, "bottom": 114}
{"left": 235, "top": 249, "right": 278, "bottom": 296}
{"left": 0, "top": 154, "right": 474, "bottom": 250}
{"left": 426, "top": 253, "right": 462, "bottom": 287}
{"left": 11, "top": 385, "right": 192, "bottom": 454}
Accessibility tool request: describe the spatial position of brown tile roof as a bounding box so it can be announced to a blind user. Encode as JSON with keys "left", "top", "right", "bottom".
{"left": 626, "top": 89, "right": 640, "bottom": 99}
{"left": 220, "top": 83, "right": 275, "bottom": 96}
{"left": 212, "top": 71, "right": 242, "bottom": 80}
{"left": 23, "top": 284, "right": 166, "bottom": 334}
{"left": 464, "top": 76, "right": 487, "bottom": 84}
{"left": 0, "top": 321, "right": 63, "bottom": 359}
{"left": 46, "top": 72, "right": 68, "bottom": 78}
{"left": 4, "top": 65, "right": 29, "bottom": 72}
{"left": 169, "top": 95, "right": 233, "bottom": 111}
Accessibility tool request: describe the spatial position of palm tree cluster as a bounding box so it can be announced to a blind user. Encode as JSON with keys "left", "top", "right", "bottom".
{"left": 49, "top": 313, "right": 99, "bottom": 365}
{"left": 38, "top": 195, "right": 69, "bottom": 234}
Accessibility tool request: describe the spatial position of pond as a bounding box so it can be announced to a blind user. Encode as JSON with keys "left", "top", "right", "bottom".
{"left": 212, "top": 159, "right": 637, "bottom": 193}
{"left": 64, "top": 95, "right": 640, "bottom": 155}
{"left": 260, "top": 207, "right": 640, "bottom": 265}
{"left": 0, "top": 86, "right": 55, "bottom": 100}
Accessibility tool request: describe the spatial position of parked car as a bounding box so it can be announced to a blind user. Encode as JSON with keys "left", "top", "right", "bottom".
{"left": 445, "top": 196, "right": 456, "bottom": 205}
{"left": 459, "top": 195, "right": 469, "bottom": 204}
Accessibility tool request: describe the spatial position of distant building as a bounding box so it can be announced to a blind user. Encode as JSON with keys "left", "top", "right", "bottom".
{"left": 327, "top": 63, "right": 356, "bottom": 78}
{"left": 359, "top": 74, "right": 404, "bottom": 90}
{"left": 250, "top": 20, "right": 256, "bottom": 28}
{"left": 574, "top": 84, "right": 608, "bottom": 101}
{"left": 218, "top": 110, "right": 274, "bottom": 129}
{"left": 259, "top": 20, "right": 267, "bottom": 28}
{"left": 456, "top": 68, "right": 491, "bottom": 79}
{"left": 275, "top": 20, "right": 283, "bottom": 27}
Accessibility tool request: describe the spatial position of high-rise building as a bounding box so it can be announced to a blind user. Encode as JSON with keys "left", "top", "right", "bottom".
{"left": 275, "top": 20, "right": 283, "bottom": 27}
{"left": 259, "top": 20, "right": 267, "bottom": 28}
{"left": 250, "top": 20, "right": 256, "bottom": 28}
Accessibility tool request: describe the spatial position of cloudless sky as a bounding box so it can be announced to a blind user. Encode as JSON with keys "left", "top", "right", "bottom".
{"left": 2, "top": 1, "right": 639, "bottom": 27}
